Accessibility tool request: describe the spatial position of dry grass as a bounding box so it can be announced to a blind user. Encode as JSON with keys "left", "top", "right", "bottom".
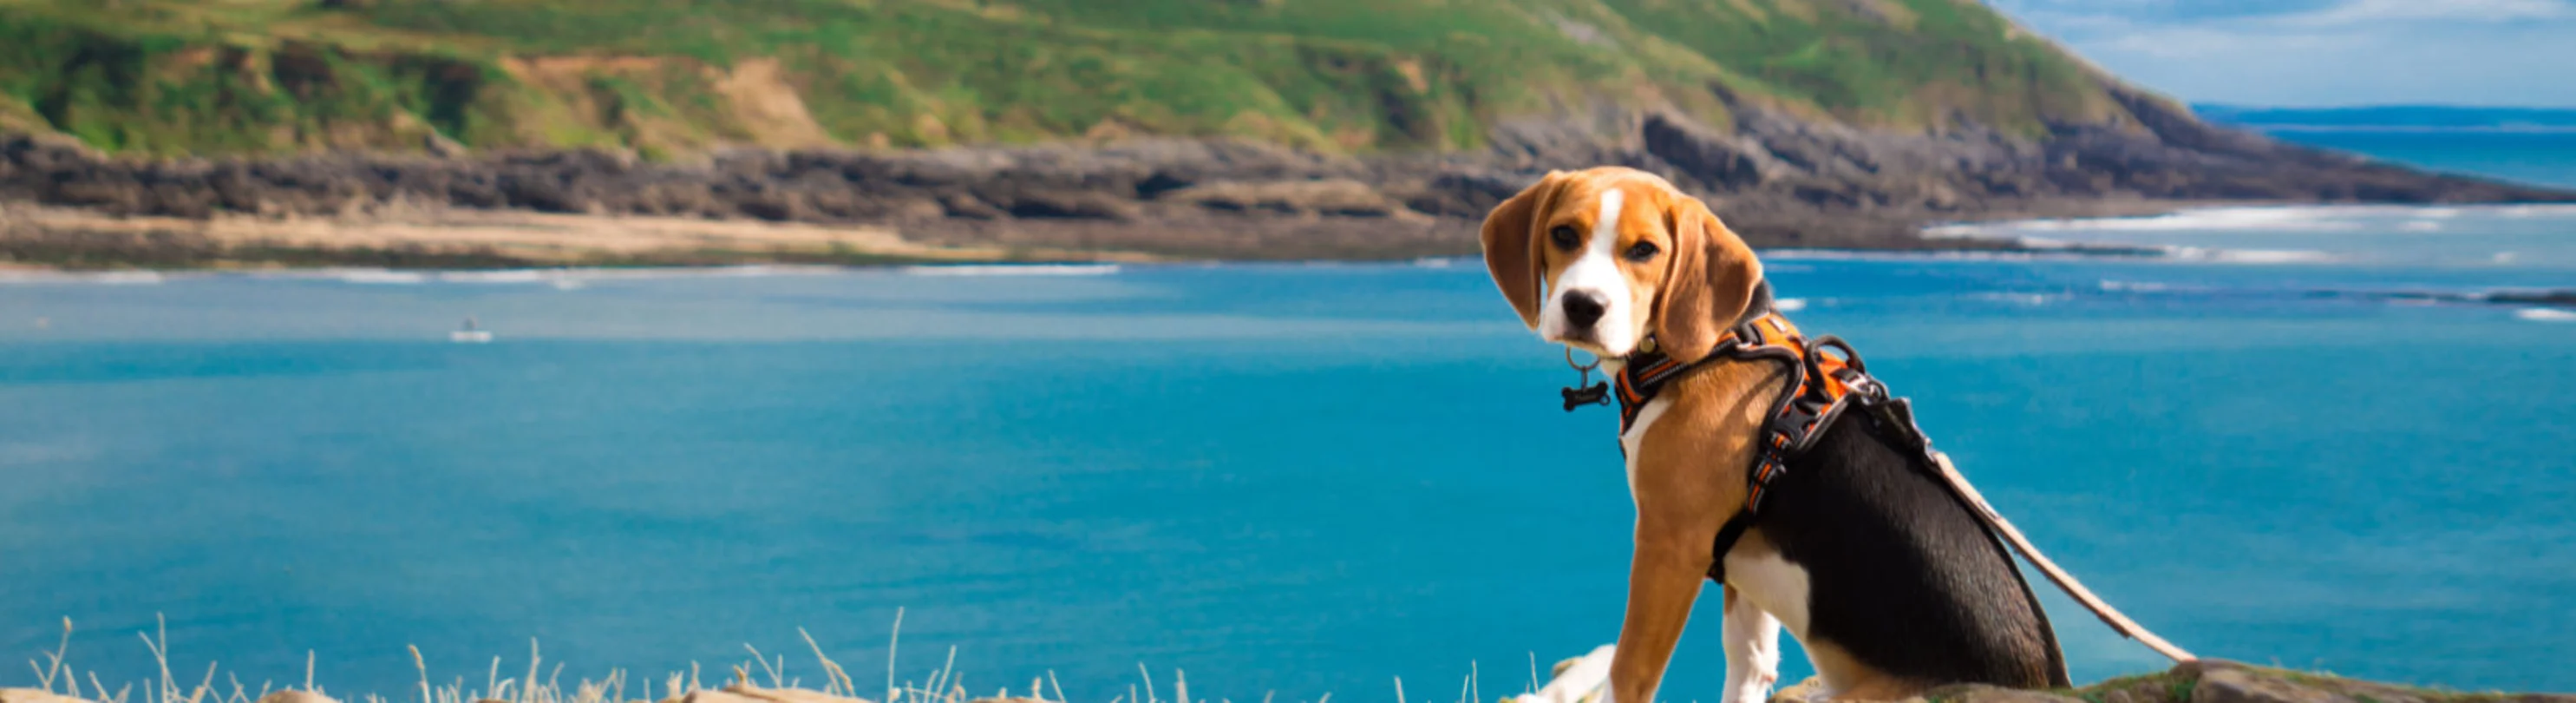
{"left": 14, "top": 614, "right": 1532, "bottom": 703}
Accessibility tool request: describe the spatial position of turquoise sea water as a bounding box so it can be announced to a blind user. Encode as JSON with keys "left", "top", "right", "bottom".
{"left": 2, "top": 133, "right": 2572, "bottom": 700}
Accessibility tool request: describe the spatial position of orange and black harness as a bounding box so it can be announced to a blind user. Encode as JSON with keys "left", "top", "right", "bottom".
{"left": 1600, "top": 306, "right": 1899, "bottom": 582}
{"left": 1556, "top": 292, "right": 2200, "bottom": 663}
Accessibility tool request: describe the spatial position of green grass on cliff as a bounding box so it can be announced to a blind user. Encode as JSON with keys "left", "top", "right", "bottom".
{"left": 0, "top": 0, "right": 2145, "bottom": 157}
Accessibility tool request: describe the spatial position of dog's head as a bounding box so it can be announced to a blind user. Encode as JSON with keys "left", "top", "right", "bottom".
{"left": 1479, "top": 167, "right": 1764, "bottom": 361}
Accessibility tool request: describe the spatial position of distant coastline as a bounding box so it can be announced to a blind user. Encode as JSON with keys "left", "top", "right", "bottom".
{"left": 2195, "top": 103, "right": 2576, "bottom": 133}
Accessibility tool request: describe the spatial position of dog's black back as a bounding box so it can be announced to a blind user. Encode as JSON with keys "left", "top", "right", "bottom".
{"left": 1754, "top": 407, "right": 2070, "bottom": 688}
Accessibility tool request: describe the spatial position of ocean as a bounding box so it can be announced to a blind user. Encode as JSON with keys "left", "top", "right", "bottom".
{"left": 2, "top": 131, "right": 2571, "bottom": 700}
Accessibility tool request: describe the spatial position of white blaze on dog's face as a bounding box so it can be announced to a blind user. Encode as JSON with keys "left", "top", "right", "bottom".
{"left": 1478, "top": 168, "right": 1766, "bottom": 362}
{"left": 1536, "top": 187, "right": 1647, "bottom": 355}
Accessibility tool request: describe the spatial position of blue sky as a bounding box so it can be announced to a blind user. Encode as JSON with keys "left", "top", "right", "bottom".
{"left": 1985, "top": 0, "right": 2576, "bottom": 107}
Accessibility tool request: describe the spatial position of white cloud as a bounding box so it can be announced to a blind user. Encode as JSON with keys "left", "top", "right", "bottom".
{"left": 1988, "top": 0, "right": 2576, "bottom": 105}
{"left": 2095, "top": 25, "right": 2358, "bottom": 60}
{"left": 2285, "top": 0, "right": 2571, "bottom": 25}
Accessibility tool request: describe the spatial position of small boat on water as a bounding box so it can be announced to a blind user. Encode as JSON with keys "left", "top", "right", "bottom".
{"left": 450, "top": 316, "right": 494, "bottom": 343}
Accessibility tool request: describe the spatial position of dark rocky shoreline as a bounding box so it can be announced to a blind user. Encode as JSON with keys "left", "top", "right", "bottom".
{"left": 6, "top": 89, "right": 2572, "bottom": 268}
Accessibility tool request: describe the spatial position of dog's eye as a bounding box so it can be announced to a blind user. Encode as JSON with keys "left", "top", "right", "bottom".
{"left": 1624, "top": 241, "right": 1661, "bottom": 262}
{"left": 1548, "top": 226, "right": 1579, "bottom": 251}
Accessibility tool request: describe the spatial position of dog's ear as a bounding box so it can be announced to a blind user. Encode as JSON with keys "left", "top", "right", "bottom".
{"left": 1654, "top": 194, "right": 1763, "bottom": 362}
{"left": 1480, "top": 171, "right": 1566, "bottom": 328}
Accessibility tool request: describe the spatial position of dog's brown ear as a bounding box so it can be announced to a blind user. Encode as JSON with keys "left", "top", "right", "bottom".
{"left": 1480, "top": 172, "right": 1566, "bottom": 328}
{"left": 1654, "top": 195, "right": 1763, "bottom": 362}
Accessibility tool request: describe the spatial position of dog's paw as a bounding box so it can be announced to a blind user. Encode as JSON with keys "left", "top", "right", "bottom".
{"left": 1720, "top": 671, "right": 1778, "bottom": 703}
{"left": 1765, "top": 676, "right": 1830, "bottom": 703}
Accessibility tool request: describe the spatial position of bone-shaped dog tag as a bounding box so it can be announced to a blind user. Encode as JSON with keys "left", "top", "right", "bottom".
{"left": 1561, "top": 380, "right": 1611, "bottom": 411}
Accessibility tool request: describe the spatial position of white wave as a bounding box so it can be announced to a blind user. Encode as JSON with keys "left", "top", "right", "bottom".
{"left": 2516, "top": 308, "right": 2576, "bottom": 322}
{"left": 1919, "top": 223, "right": 1991, "bottom": 238}
{"left": 1412, "top": 257, "right": 1458, "bottom": 268}
{"left": 705, "top": 265, "right": 844, "bottom": 278}
{"left": 2162, "top": 246, "right": 2344, "bottom": 264}
{"left": 1937, "top": 202, "right": 2576, "bottom": 239}
{"left": 2498, "top": 204, "right": 2576, "bottom": 219}
{"left": 436, "top": 269, "right": 559, "bottom": 284}
{"left": 2099, "top": 279, "right": 2169, "bottom": 292}
{"left": 334, "top": 269, "right": 429, "bottom": 285}
{"left": 1993, "top": 207, "right": 2370, "bottom": 233}
{"left": 2210, "top": 249, "right": 2343, "bottom": 264}
{"left": 1973, "top": 292, "right": 2055, "bottom": 306}
{"left": 1774, "top": 298, "right": 1808, "bottom": 312}
{"left": 1763, "top": 248, "right": 2063, "bottom": 262}
{"left": 903, "top": 264, "right": 1121, "bottom": 277}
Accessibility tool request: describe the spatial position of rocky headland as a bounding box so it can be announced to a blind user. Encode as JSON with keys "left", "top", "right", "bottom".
{"left": 7, "top": 84, "right": 2572, "bottom": 269}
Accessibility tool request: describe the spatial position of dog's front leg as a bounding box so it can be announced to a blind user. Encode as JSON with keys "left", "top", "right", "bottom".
{"left": 1606, "top": 529, "right": 1710, "bottom": 703}
{"left": 1719, "top": 585, "right": 1782, "bottom": 703}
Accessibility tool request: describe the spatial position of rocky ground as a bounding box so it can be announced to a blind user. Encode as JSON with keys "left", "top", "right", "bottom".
{"left": 1899, "top": 660, "right": 2573, "bottom": 703}
{"left": 6, "top": 88, "right": 2573, "bottom": 268}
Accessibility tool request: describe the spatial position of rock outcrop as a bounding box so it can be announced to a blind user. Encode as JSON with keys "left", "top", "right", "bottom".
{"left": 1906, "top": 660, "right": 2575, "bottom": 703}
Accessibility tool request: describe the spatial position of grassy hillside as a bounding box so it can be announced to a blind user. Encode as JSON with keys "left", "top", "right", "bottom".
{"left": 0, "top": 0, "right": 2143, "bottom": 157}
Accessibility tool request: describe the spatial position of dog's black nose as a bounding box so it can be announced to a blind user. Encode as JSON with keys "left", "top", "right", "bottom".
{"left": 1561, "top": 291, "right": 1607, "bottom": 328}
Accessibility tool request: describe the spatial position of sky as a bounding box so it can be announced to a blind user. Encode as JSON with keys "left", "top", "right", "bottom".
{"left": 1984, "top": 0, "right": 2576, "bottom": 108}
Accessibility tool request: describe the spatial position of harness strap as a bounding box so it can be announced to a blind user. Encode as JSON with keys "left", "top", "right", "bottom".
{"left": 1617, "top": 306, "right": 1866, "bottom": 582}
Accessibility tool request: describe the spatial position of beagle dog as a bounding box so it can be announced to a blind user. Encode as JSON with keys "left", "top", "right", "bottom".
{"left": 1480, "top": 168, "right": 2066, "bottom": 703}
